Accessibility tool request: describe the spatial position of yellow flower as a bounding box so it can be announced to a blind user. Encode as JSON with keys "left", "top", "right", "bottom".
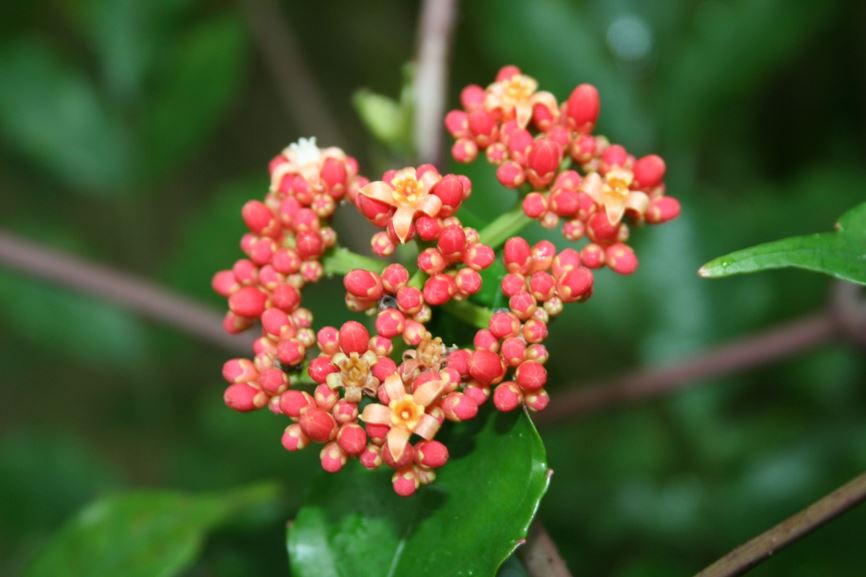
{"left": 359, "top": 167, "right": 443, "bottom": 243}
{"left": 582, "top": 169, "right": 649, "bottom": 226}
{"left": 484, "top": 73, "right": 558, "bottom": 129}
{"left": 270, "top": 137, "right": 347, "bottom": 191}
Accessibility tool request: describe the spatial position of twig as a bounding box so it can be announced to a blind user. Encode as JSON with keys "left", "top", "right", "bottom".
{"left": 694, "top": 471, "right": 866, "bottom": 577}
{"left": 0, "top": 230, "right": 251, "bottom": 354}
{"left": 521, "top": 521, "right": 574, "bottom": 577}
{"left": 535, "top": 311, "right": 840, "bottom": 426}
{"left": 414, "top": 0, "right": 459, "bottom": 166}
{"left": 237, "top": 0, "right": 344, "bottom": 145}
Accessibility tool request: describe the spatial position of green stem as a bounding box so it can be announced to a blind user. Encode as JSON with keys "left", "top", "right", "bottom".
{"left": 443, "top": 298, "right": 493, "bottom": 329}
{"left": 321, "top": 247, "right": 384, "bottom": 277}
{"left": 478, "top": 204, "right": 533, "bottom": 249}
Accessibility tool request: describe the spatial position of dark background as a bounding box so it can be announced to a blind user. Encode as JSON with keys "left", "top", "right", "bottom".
{"left": 2, "top": 0, "right": 865, "bottom": 575}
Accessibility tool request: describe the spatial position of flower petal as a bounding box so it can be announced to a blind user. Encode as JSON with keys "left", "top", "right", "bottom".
{"left": 604, "top": 196, "right": 627, "bottom": 226}
{"left": 418, "top": 193, "right": 442, "bottom": 218}
{"left": 530, "top": 91, "right": 558, "bottom": 115}
{"left": 361, "top": 403, "right": 392, "bottom": 425}
{"left": 386, "top": 426, "right": 411, "bottom": 462}
{"left": 515, "top": 101, "right": 533, "bottom": 129}
{"left": 360, "top": 181, "right": 397, "bottom": 206}
{"left": 419, "top": 170, "right": 442, "bottom": 194}
{"left": 392, "top": 207, "right": 415, "bottom": 243}
{"left": 413, "top": 379, "right": 445, "bottom": 407}
{"left": 413, "top": 413, "right": 442, "bottom": 440}
{"left": 581, "top": 172, "right": 603, "bottom": 205}
{"left": 384, "top": 373, "right": 406, "bottom": 401}
{"left": 626, "top": 191, "right": 649, "bottom": 217}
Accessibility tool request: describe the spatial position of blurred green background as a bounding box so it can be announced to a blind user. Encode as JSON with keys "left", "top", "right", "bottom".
{"left": 2, "top": 0, "right": 865, "bottom": 575}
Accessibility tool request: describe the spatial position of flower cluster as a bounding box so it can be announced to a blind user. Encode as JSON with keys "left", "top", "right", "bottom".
{"left": 446, "top": 65, "right": 680, "bottom": 275}
{"left": 212, "top": 66, "right": 681, "bottom": 496}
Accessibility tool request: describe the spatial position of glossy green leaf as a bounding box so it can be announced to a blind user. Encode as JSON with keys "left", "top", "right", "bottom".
{"left": 288, "top": 410, "right": 549, "bottom": 577}
{"left": 699, "top": 201, "right": 866, "bottom": 285}
{"left": 26, "top": 483, "right": 279, "bottom": 577}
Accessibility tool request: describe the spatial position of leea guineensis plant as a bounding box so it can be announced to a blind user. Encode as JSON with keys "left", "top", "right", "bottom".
{"left": 209, "top": 65, "right": 681, "bottom": 574}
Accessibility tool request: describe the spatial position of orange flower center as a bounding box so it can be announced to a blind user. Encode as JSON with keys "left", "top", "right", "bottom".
{"left": 604, "top": 169, "right": 633, "bottom": 202}
{"left": 338, "top": 353, "right": 370, "bottom": 388}
{"left": 503, "top": 75, "right": 535, "bottom": 104}
{"left": 389, "top": 395, "right": 423, "bottom": 430}
{"left": 391, "top": 174, "right": 424, "bottom": 207}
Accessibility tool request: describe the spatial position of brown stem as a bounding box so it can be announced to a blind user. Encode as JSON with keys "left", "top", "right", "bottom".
{"left": 237, "top": 0, "right": 344, "bottom": 145}
{"left": 694, "top": 471, "right": 866, "bottom": 577}
{"left": 536, "top": 311, "right": 840, "bottom": 426}
{"left": 0, "top": 230, "right": 251, "bottom": 354}
{"left": 522, "top": 521, "right": 574, "bottom": 577}
{"left": 414, "top": 0, "right": 459, "bottom": 166}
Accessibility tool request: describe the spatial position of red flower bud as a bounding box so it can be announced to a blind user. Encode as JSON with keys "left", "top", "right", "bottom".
{"left": 222, "top": 358, "right": 257, "bottom": 384}
{"left": 496, "top": 161, "right": 525, "bottom": 188}
{"left": 308, "top": 356, "right": 338, "bottom": 384}
{"left": 228, "top": 286, "right": 267, "bottom": 318}
{"left": 504, "top": 237, "right": 532, "bottom": 273}
{"left": 580, "top": 243, "right": 606, "bottom": 269}
{"left": 445, "top": 109, "right": 469, "bottom": 137}
{"left": 339, "top": 321, "right": 370, "bottom": 354}
{"left": 516, "top": 361, "right": 547, "bottom": 391}
{"left": 418, "top": 248, "right": 447, "bottom": 275}
{"left": 469, "top": 349, "right": 505, "bottom": 385}
{"left": 277, "top": 339, "right": 306, "bottom": 366}
{"left": 423, "top": 274, "right": 455, "bottom": 306}
{"left": 300, "top": 408, "right": 337, "bottom": 442}
{"left": 320, "top": 442, "right": 347, "bottom": 473}
{"left": 392, "top": 468, "right": 419, "bottom": 497}
{"left": 566, "top": 83, "right": 600, "bottom": 131}
{"left": 417, "top": 440, "right": 449, "bottom": 468}
{"left": 441, "top": 392, "right": 479, "bottom": 422}
{"left": 258, "top": 367, "right": 289, "bottom": 395}
{"left": 344, "top": 269, "right": 384, "bottom": 300}
{"left": 489, "top": 311, "right": 520, "bottom": 339}
{"left": 375, "top": 309, "right": 405, "bottom": 338}
{"left": 455, "top": 268, "right": 482, "bottom": 296}
{"left": 522, "top": 192, "right": 547, "bottom": 219}
{"left": 633, "top": 154, "right": 666, "bottom": 189}
{"left": 271, "top": 284, "right": 300, "bottom": 312}
{"left": 501, "top": 337, "right": 527, "bottom": 367}
{"left": 557, "top": 267, "right": 594, "bottom": 302}
{"left": 437, "top": 225, "right": 467, "bottom": 259}
{"left": 224, "top": 382, "right": 265, "bottom": 412}
{"left": 382, "top": 263, "right": 410, "bottom": 292}
{"left": 242, "top": 200, "right": 277, "bottom": 236}
{"left": 605, "top": 243, "right": 638, "bottom": 275}
{"left": 396, "top": 286, "right": 424, "bottom": 315}
{"left": 336, "top": 423, "right": 367, "bottom": 455}
{"left": 493, "top": 381, "right": 523, "bottom": 412}
{"left": 280, "top": 390, "right": 315, "bottom": 418}
{"left": 473, "top": 329, "right": 499, "bottom": 352}
{"left": 464, "top": 243, "right": 495, "bottom": 271}
{"left": 212, "top": 270, "right": 238, "bottom": 297}
{"left": 646, "top": 196, "right": 681, "bottom": 224}
{"left": 281, "top": 423, "right": 309, "bottom": 451}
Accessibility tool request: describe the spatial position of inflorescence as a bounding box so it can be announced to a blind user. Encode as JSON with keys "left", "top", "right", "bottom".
{"left": 212, "top": 66, "right": 680, "bottom": 496}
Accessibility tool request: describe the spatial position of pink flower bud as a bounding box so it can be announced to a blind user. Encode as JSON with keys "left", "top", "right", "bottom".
{"left": 432, "top": 174, "right": 466, "bottom": 216}
{"left": 437, "top": 225, "right": 467, "bottom": 259}
{"left": 360, "top": 445, "right": 382, "bottom": 469}
{"left": 633, "top": 154, "right": 666, "bottom": 189}
{"left": 319, "top": 442, "right": 347, "bottom": 473}
{"left": 473, "top": 329, "right": 499, "bottom": 352}
{"left": 516, "top": 361, "right": 547, "bottom": 391}
{"left": 464, "top": 243, "right": 494, "bottom": 271}
{"left": 280, "top": 389, "right": 316, "bottom": 419}
{"left": 277, "top": 339, "right": 306, "bottom": 366}
{"left": 396, "top": 286, "right": 424, "bottom": 315}
{"left": 452, "top": 139, "right": 478, "bottom": 163}
{"left": 382, "top": 441, "right": 415, "bottom": 469}
{"left": 552, "top": 249, "right": 582, "bottom": 278}
{"left": 504, "top": 237, "right": 532, "bottom": 273}
{"left": 501, "top": 273, "right": 526, "bottom": 297}
{"left": 223, "top": 312, "right": 254, "bottom": 334}
{"left": 527, "top": 343, "right": 549, "bottom": 363}
{"left": 580, "top": 243, "right": 605, "bottom": 269}
{"left": 496, "top": 161, "right": 525, "bottom": 188}
{"left": 307, "top": 356, "right": 336, "bottom": 384}
{"left": 493, "top": 381, "right": 523, "bottom": 412}
{"left": 527, "top": 139, "right": 562, "bottom": 183}
{"left": 460, "top": 84, "right": 486, "bottom": 110}
{"left": 232, "top": 259, "right": 257, "bottom": 285}
{"left": 258, "top": 367, "right": 289, "bottom": 395}
{"left": 212, "top": 270, "right": 238, "bottom": 297}
{"left": 332, "top": 399, "right": 359, "bottom": 424}
{"left": 403, "top": 320, "right": 427, "bottom": 346}
{"left": 316, "top": 326, "right": 339, "bottom": 354}
{"left": 336, "top": 423, "right": 367, "bottom": 455}
{"left": 549, "top": 189, "right": 580, "bottom": 217}
{"left": 489, "top": 311, "right": 520, "bottom": 339}
{"left": 441, "top": 392, "right": 479, "bottom": 422}
{"left": 601, "top": 145, "right": 628, "bottom": 169}
{"left": 392, "top": 468, "right": 419, "bottom": 497}
{"left": 557, "top": 267, "right": 594, "bottom": 302}
{"left": 566, "top": 83, "right": 600, "bottom": 131}
{"left": 507, "top": 127, "right": 534, "bottom": 160}
{"left": 375, "top": 309, "right": 405, "bottom": 338}
{"left": 525, "top": 389, "right": 550, "bottom": 412}
{"left": 522, "top": 318, "right": 548, "bottom": 344}
{"left": 423, "top": 274, "right": 455, "bottom": 306}
{"left": 455, "top": 268, "right": 482, "bottom": 296}
{"left": 522, "top": 192, "right": 547, "bottom": 219}
{"left": 300, "top": 408, "right": 337, "bottom": 442}
{"left": 446, "top": 349, "right": 471, "bottom": 376}
{"left": 418, "top": 248, "right": 447, "bottom": 275}
{"left": 605, "top": 243, "right": 638, "bottom": 275}
{"left": 382, "top": 264, "right": 410, "bottom": 292}
{"left": 272, "top": 248, "right": 301, "bottom": 275}
{"left": 501, "top": 337, "right": 527, "bottom": 367}
{"left": 271, "top": 284, "right": 300, "bottom": 312}
{"left": 529, "top": 272, "right": 556, "bottom": 301}
{"left": 344, "top": 269, "right": 384, "bottom": 300}
{"left": 339, "top": 321, "right": 369, "bottom": 354}
{"left": 646, "top": 196, "right": 681, "bottom": 224}
{"left": 587, "top": 212, "right": 619, "bottom": 243}
{"left": 371, "top": 231, "right": 396, "bottom": 256}
{"left": 222, "top": 358, "right": 258, "bottom": 384}
{"left": 416, "top": 440, "right": 449, "bottom": 468}
{"left": 463, "top": 383, "right": 491, "bottom": 406}
{"left": 314, "top": 383, "right": 339, "bottom": 411}
{"left": 228, "top": 286, "right": 267, "bottom": 318}
{"left": 445, "top": 109, "right": 469, "bottom": 137}
{"left": 469, "top": 349, "right": 505, "bottom": 385}
{"left": 224, "top": 382, "right": 265, "bottom": 412}
{"left": 281, "top": 423, "right": 309, "bottom": 451}
{"left": 509, "top": 291, "right": 537, "bottom": 320}
{"left": 261, "top": 308, "right": 291, "bottom": 339}
{"left": 242, "top": 200, "right": 277, "bottom": 236}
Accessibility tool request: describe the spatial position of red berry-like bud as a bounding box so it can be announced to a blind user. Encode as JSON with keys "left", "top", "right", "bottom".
{"left": 473, "top": 328, "right": 499, "bottom": 352}
{"left": 344, "top": 269, "right": 384, "bottom": 300}
{"left": 587, "top": 212, "right": 620, "bottom": 243}
{"left": 296, "top": 231, "right": 324, "bottom": 260}
{"left": 523, "top": 318, "right": 549, "bottom": 343}
{"left": 464, "top": 243, "right": 494, "bottom": 271}
{"left": 372, "top": 357, "right": 397, "bottom": 382}
{"left": 332, "top": 399, "right": 359, "bottom": 424}
{"left": 418, "top": 248, "right": 446, "bottom": 275}
{"left": 336, "top": 423, "right": 367, "bottom": 455}
{"left": 501, "top": 337, "right": 527, "bottom": 367}
{"left": 557, "top": 267, "right": 594, "bottom": 302}
{"left": 228, "top": 286, "right": 267, "bottom": 318}
{"left": 314, "top": 383, "right": 339, "bottom": 411}
{"left": 501, "top": 273, "right": 526, "bottom": 297}
{"left": 580, "top": 243, "right": 606, "bottom": 269}
{"left": 527, "top": 139, "right": 562, "bottom": 183}
{"left": 469, "top": 349, "right": 505, "bottom": 385}
{"left": 445, "top": 109, "right": 469, "bottom": 137}
{"left": 396, "top": 286, "right": 424, "bottom": 315}
{"left": 566, "top": 83, "right": 600, "bottom": 131}
{"left": 496, "top": 161, "right": 525, "bottom": 189}
{"left": 271, "top": 284, "right": 300, "bottom": 312}
{"left": 549, "top": 189, "right": 580, "bottom": 217}
{"left": 222, "top": 358, "right": 258, "bottom": 384}
{"left": 224, "top": 382, "right": 265, "bottom": 412}
{"left": 441, "top": 392, "right": 479, "bottom": 422}
{"left": 375, "top": 309, "right": 406, "bottom": 338}
{"left": 552, "top": 249, "right": 582, "bottom": 278}
{"left": 403, "top": 320, "right": 427, "bottom": 346}
{"left": 392, "top": 468, "right": 419, "bottom": 497}
{"left": 489, "top": 311, "right": 520, "bottom": 339}
{"left": 529, "top": 272, "right": 556, "bottom": 301}
{"left": 339, "top": 321, "right": 369, "bottom": 354}
{"left": 452, "top": 139, "right": 478, "bottom": 163}
{"left": 438, "top": 225, "right": 467, "bottom": 259}
{"left": 455, "top": 268, "right": 482, "bottom": 296}
{"left": 316, "top": 326, "right": 340, "bottom": 354}
{"left": 646, "top": 196, "right": 681, "bottom": 224}
{"left": 601, "top": 144, "right": 628, "bottom": 169}
{"left": 504, "top": 237, "right": 532, "bottom": 273}
{"left": 416, "top": 440, "right": 449, "bottom": 468}
{"left": 633, "top": 154, "right": 666, "bottom": 189}
{"left": 258, "top": 367, "right": 289, "bottom": 395}
{"left": 527, "top": 343, "right": 549, "bottom": 363}
{"left": 382, "top": 440, "right": 415, "bottom": 469}
{"left": 522, "top": 192, "right": 547, "bottom": 219}
{"left": 242, "top": 200, "right": 277, "bottom": 236}
{"left": 232, "top": 259, "right": 257, "bottom": 285}
{"left": 461, "top": 84, "right": 486, "bottom": 109}
{"left": 300, "top": 408, "right": 337, "bottom": 442}
{"left": 423, "top": 274, "right": 455, "bottom": 306}
{"left": 516, "top": 361, "right": 548, "bottom": 392}
{"left": 525, "top": 389, "right": 550, "bottom": 412}
{"left": 606, "top": 243, "right": 639, "bottom": 275}
{"left": 446, "top": 349, "right": 471, "bottom": 376}
{"left": 308, "top": 356, "right": 338, "bottom": 384}
{"left": 509, "top": 291, "right": 537, "bottom": 320}
{"left": 261, "top": 308, "right": 292, "bottom": 339}
{"left": 493, "top": 381, "right": 523, "bottom": 412}
{"left": 432, "top": 174, "right": 466, "bottom": 216}
{"left": 382, "top": 264, "right": 410, "bottom": 292}
{"left": 281, "top": 423, "right": 309, "bottom": 451}
{"left": 223, "top": 311, "right": 254, "bottom": 334}
{"left": 272, "top": 248, "right": 301, "bottom": 275}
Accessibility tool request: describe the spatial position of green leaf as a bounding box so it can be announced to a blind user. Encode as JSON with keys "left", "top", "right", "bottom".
{"left": 288, "top": 410, "right": 549, "bottom": 577}
{"left": 699, "top": 201, "right": 866, "bottom": 285}
{"left": 140, "top": 14, "right": 246, "bottom": 179}
{"left": 0, "top": 40, "right": 131, "bottom": 193}
{"left": 353, "top": 90, "right": 411, "bottom": 152}
{"left": 26, "top": 483, "right": 280, "bottom": 577}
